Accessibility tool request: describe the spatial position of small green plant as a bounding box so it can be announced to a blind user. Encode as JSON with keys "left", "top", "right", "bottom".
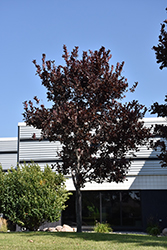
{"left": 149, "top": 226, "right": 160, "bottom": 236}
{"left": 93, "top": 221, "right": 113, "bottom": 233}
{"left": 146, "top": 216, "right": 160, "bottom": 236}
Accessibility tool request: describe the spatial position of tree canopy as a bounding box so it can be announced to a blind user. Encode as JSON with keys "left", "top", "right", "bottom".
{"left": 23, "top": 45, "right": 151, "bottom": 232}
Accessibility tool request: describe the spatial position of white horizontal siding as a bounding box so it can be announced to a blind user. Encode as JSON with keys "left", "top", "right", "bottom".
{"left": 0, "top": 154, "right": 17, "bottom": 170}
{"left": 128, "top": 160, "right": 167, "bottom": 176}
{"left": 19, "top": 123, "right": 42, "bottom": 139}
{"left": 18, "top": 117, "right": 167, "bottom": 190}
{"left": 0, "top": 138, "right": 17, "bottom": 170}
{"left": 0, "top": 138, "right": 17, "bottom": 151}
{"left": 18, "top": 118, "right": 167, "bottom": 176}
{"left": 19, "top": 117, "right": 167, "bottom": 137}
{"left": 19, "top": 140, "right": 62, "bottom": 161}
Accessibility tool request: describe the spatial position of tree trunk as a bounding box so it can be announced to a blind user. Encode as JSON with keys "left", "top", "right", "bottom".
{"left": 75, "top": 186, "right": 82, "bottom": 232}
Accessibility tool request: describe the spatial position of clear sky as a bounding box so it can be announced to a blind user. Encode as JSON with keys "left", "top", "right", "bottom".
{"left": 0, "top": 0, "right": 166, "bottom": 137}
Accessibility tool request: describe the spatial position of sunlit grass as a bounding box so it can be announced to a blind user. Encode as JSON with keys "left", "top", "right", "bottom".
{"left": 0, "top": 231, "right": 167, "bottom": 250}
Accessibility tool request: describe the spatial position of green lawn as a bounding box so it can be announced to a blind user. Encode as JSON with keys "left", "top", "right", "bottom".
{"left": 0, "top": 231, "right": 167, "bottom": 250}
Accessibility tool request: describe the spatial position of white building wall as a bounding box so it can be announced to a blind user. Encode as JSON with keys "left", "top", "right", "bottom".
{"left": 65, "top": 175, "right": 167, "bottom": 191}
{"left": 0, "top": 137, "right": 17, "bottom": 170}
{"left": 17, "top": 117, "right": 167, "bottom": 191}
{"left": 18, "top": 122, "right": 62, "bottom": 164}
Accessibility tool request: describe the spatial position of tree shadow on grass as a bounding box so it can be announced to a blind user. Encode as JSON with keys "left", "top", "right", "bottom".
{"left": 18, "top": 231, "right": 167, "bottom": 248}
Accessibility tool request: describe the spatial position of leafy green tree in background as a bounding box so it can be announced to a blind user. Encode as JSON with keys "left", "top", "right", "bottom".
{"left": 0, "top": 163, "right": 71, "bottom": 231}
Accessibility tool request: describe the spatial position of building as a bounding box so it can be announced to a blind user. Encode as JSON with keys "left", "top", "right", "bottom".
{"left": 1, "top": 117, "right": 167, "bottom": 231}
{"left": 0, "top": 137, "right": 17, "bottom": 171}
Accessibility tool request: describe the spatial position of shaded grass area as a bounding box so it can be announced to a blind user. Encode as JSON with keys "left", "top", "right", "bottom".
{"left": 0, "top": 231, "right": 167, "bottom": 250}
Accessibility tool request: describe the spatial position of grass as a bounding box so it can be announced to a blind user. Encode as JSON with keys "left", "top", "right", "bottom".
{"left": 0, "top": 231, "right": 167, "bottom": 250}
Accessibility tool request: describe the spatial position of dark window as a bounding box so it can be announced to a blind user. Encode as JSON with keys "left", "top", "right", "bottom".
{"left": 101, "top": 191, "right": 121, "bottom": 226}
{"left": 122, "top": 191, "right": 142, "bottom": 227}
{"left": 82, "top": 191, "right": 100, "bottom": 225}
{"left": 62, "top": 191, "right": 76, "bottom": 227}
{"left": 62, "top": 190, "right": 142, "bottom": 229}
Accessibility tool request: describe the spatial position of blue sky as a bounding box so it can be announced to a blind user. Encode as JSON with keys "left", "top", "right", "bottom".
{"left": 0, "top": 0, "right": 166, "bottom": 137}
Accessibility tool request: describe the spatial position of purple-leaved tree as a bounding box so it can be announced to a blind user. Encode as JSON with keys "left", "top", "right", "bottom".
{"left": 23, "top": 45, "right": 151, "bottom": 232}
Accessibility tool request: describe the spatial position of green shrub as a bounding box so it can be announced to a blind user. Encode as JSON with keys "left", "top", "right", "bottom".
{"left": 149, "top": 226, "right": 160, "bottom": 236}
{"left": 94, "top": 222, "right": 113, "bottom": 233}
{"left": 146, "top": 216, "right": 160, "bottom": 236}
{"left": 0, "top": 163, "right": 71, "bottom": 231}
{"left": 0, "top": 166, "right": 5, "bottom": 214}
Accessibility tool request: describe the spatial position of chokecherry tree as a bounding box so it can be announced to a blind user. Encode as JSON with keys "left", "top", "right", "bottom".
{"left": 23, "top": 45, "right": 151, "bottom": 232}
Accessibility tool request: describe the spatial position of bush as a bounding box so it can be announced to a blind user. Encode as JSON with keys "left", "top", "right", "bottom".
{"left": 146, "top": 217, "right": 160, "bottom": 236}
{"left": 94, "top": 222, "right": 113, "bottom": 233}
{"left": 0, "top": 163, "right": 71, "bottom": 231}
{"left": 0, "top": 166, "right": 4, "bottom": 214}
{"left": 150, "top": 226, "right": 160, "bottom": 236}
